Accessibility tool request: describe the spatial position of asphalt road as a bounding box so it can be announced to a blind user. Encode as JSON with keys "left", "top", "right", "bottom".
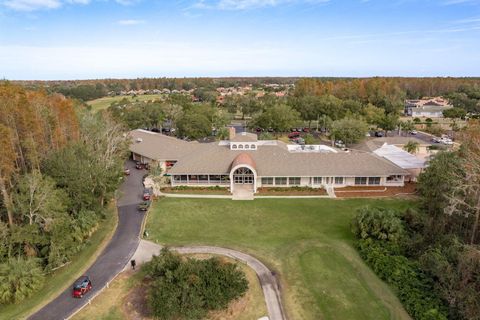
{"left": 29, "top": 161, "right": 145, "bottom": 320}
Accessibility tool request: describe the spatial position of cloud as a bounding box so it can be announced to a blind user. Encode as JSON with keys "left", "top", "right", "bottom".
{"left": 3, "top": 0, "right": 62, "bottom": 11}
{"left": 117, "top": 19, "right": 145, "bottom": 25}
{"left": 192, "top": 0, "right": 330, "bottom": 10}
{"left": 2, "top": 0, "right": 137, "bottom": 11}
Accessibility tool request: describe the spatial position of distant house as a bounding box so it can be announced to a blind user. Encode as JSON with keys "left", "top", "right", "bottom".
{"left": 404, "top": 97, "right": 452, "bottom": 118}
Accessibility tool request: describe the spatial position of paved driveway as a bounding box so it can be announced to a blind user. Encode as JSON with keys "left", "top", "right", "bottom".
{"left": 29, "top": 161, "right": 146, "bottom": 320}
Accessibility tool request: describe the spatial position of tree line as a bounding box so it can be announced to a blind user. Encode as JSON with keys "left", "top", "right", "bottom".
{"left": 0, "top": 83, "right": 129, "bottom": 305}
{"left": 352, "top": 121, "right": 480, "bottom": 320}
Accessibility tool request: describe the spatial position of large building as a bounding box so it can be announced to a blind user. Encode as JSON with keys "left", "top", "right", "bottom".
{"left": 129, "top": 129, "right": 409, "bottom": 194}
{"left": 404, "top": 97, "right": 452, "bottom": 118}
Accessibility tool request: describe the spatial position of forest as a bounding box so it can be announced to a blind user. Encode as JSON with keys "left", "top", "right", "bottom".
{"left": 0, "top": 83, "right": 129, "bottom": 305}
{"left": 352, "top": 121, "right": 480, "bottom": 320}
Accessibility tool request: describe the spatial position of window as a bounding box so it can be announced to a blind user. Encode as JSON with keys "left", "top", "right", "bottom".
{"left": 368, "top": 177, "right": 381, "bottom": 185}
{"left": 199, "top": 175, "right": 209, "bottom": 181}
{"left": 275, "top": 177, "right": 287, "bottom": 185}
{"left": 313, "top": 177, "right": 322, "bottom": 184}
{"left": 261, "top": 177, "right": 274, "bottom": 185}
{"left": 387, "top": 175, "right": 402, "bottom": 182}
{"left": 173, "top": 175, "right": 188, "bottom": 182}
{"left": 334, "top": 177, "right": 344, "bottom": 184}
{"left": 232, "top": 144, "right": 237, "bottom": 149}
{"left": 245, "top": 144, "right": 250, "bottom": 149}
{"left": 251, "top": 144, "right": 256, "bottom": 149}
{"left": 355, "top": 177, "right": 367, "bottom": 185}
{"left": 289, "top": 177, "right": 301, "bottom": 185}
{"left": 238, "top": 144, "right": 244, "bottom": 149}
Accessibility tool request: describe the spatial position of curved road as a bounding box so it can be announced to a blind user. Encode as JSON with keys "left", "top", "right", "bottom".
{"left": 131, "top": 240, "right": 286, "bottom": 320}
{"left": 29, "top": 160, "right": 286, "bottom": 320}
{"left": 29, "top": 161, "right": 145, "bottom": 320}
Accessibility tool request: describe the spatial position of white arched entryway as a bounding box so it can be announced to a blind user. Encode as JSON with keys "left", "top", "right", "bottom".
{"left": 229, "top": 153, "right": 258, "bottom": 196}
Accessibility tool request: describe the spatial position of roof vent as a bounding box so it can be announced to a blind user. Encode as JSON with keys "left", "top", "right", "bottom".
{"left": 136, "top": 138, "right": 143, "bottom": 143}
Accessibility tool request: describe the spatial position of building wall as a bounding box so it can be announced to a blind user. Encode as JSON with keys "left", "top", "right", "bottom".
{"left": 170, "top": 175, "right": 406, "bottom": 189}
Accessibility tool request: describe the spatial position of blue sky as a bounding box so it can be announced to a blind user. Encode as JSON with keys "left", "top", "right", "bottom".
{"left": 0, "top": 0, "right": 479, "bottom": 79}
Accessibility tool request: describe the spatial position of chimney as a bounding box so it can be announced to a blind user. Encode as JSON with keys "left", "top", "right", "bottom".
{"left": 229, "top": 127, "right": 236, "bottom": 140}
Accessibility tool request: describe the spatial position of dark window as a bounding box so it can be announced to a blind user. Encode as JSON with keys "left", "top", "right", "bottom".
{"left": 275, "top": 177, "right": 287, "bottom": 185}
{"left": 368, "top": 177, "right": 381, "bottom": 185}
{"left": 335, "top": 177, "right": 344, "bottom": 184}
{"left": 313, "top": 177, "right": 322, "bottom": 184}
{"left": 261, "top": 177, "right": 274, "bottom": 185}
{"left": 355, "top": 177, "right": 367, "bottom": 185}
{"left": 289, "top": 177, "right": 301, "bottom": 185}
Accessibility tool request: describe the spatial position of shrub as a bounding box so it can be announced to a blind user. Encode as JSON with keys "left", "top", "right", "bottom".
{"left": 356, "top": 239, "right": 448, "bottom": 320}
{"left": 0, "top": 257, "right": 45, "bottom": 304}
{"left": 352, "top": 207, "right": 404, "bottom": 242}
{"left": 146, "top": 248, "right": 248, "bottom": 320}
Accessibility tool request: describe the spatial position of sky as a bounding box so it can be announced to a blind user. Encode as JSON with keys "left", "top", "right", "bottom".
{"left": 0, "top": 0, "right": 479, "bottom": 80}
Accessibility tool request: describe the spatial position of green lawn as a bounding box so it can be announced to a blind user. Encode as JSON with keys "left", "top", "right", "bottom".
{"left": 0, "top": 205, "right": 118, "bottom": 320}
{"left": 145, "top": 198, "right": 413, "bottom": 320}
{"left": 87, "top": 94, "right": 164, "bottom": 112}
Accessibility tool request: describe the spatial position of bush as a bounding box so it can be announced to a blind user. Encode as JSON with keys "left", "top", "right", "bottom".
{"left": 356, "top": 239, "right": 448, "bottom": 320}
{"left": 146, "top": 248, "right": 248, "bottom": 320}
{"left": 352, "top": 207, "right": 404, "bottom": 242}
{"left": 0, "top": 257, "right": 45, "bottom": 304}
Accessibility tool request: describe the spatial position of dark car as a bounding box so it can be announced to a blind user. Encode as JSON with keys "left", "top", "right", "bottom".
{"left": 138, "top": 201, "right": 151, "bottom": 211}
{"left": 143, "top": 188, "right": 151, "bottom": 201}
{"left": 135, "top": 161, "right": 143, "bottom": 170}
{"left": 72, "top": 276, "right": 92, "bottom": 298}
{"left": 288, "top": 131, "right": 301, "bottom": 139}
{"left": 374, "top": 131, "right": 384, "bottom": 137}
{"left": 255, "top": 127, "right": 263, "bottom": 133}
{"left": 151, "top": 128, "right": 161, "bottom": 133}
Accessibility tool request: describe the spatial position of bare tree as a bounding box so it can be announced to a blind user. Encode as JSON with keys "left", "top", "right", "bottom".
{"left": 445, "top": 121, "right": 480, "bottom": 244}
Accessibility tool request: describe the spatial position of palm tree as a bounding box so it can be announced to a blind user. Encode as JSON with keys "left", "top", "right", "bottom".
{"left": 403, "top": 141, "right": 420, "bottom": 154}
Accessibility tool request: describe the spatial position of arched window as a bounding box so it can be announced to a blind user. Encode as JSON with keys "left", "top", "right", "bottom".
{"left": 238, "top": 144, "right": 244, "bottom": 149}
{"left": 245, "top": 144, "right": 250, "bottom": 149}
{"left": 233, "top": 167, "right": 254, "bottom": 184}
{"left": 251, "top": 144, "right": 256, "bottom": 149}
{"left": 232, "top": 144, "right": 237, "bottom": 149}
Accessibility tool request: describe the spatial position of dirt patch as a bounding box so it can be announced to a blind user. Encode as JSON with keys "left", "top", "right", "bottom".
{"left": 335, "top": 183, "right": 417, "bottom": 198}
{"left": 122, "top": 277, "right": 152, "bottom": 320}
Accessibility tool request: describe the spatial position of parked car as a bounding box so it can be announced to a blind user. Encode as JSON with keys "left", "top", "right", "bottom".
{"left": 124, "top": 168, "right": 130, "bottom": 175}
{"left": 151, "top": 128, "right": 160, "bottom": 133}
{"left": 288, "top": 131, "right": 301, "bottom": 139}
{"left": 267, "top": 128, "right": 274, "bottom": 133}
{"left": 138, "top": 201, "right": 151, "bottom": 211}
{"left": 143, "top": 189, "right": 151, "bottom": 201}
{"left": 335, "top": 140, "right": 346, "bottom": 148}
{"left": 409, "top": 130, "right": 418, "bottom": 135}
{"left": 302, "top": 127, "right": 310, "bottom": 133}
{"left": 255, "top": 127, "right": 263, "bottom": 133}
{"left": 135, "top": 161, "right": 143, "bottom": 170}
{"left": 441, "top": 137, "right": 453, "bottom": 145}
{"left": 374, "top": 131, "right": 384, "bottom": 137}
{"left": 72, "top": 276, "right": 92, "bottom": 298}
{"left": 431, "top": 137, "right": 441, "bottom": 143}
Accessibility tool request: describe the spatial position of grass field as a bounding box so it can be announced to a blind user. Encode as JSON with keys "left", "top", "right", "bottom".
{"left": 87, "top": 94, "right": 164, "bottom": 112}
{"left": 145, "top": 198, "right": 413, "bottom": 320}
{"left": 0, "top": 204, "right": 118, "bottom": 320}
{"left": 73, "top": 255, "right": 267, "bottom": 320}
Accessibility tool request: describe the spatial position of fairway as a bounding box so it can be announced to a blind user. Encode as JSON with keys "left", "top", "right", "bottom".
{"left": 87, "top": 94, "right": 164, "bottom": 112}
{"left": 146, "top": 198, "right": 412, "bottom": 320}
